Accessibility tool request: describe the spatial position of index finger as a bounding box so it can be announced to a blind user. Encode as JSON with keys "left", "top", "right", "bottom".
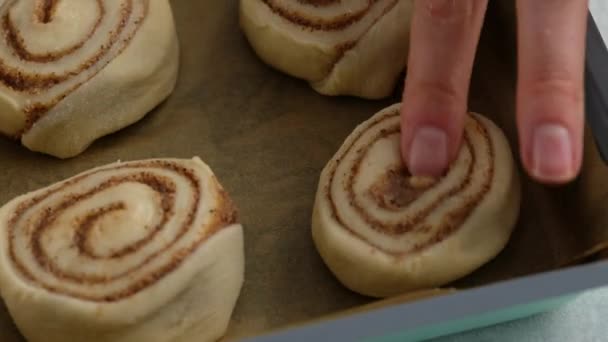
{"left": 400, "top": 0, "right": 488, "bottom": 176}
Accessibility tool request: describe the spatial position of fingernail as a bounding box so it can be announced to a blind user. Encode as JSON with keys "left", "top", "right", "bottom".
{"left": 408, "top": 126, "right": 448, "bottom": 176}
{"left": 531, "top": 123, "right": 573, "bottom": 182}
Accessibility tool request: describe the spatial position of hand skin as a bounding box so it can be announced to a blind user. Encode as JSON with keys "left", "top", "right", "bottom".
{"left": 400, "top": 0, "right": 589, "bottom": 185}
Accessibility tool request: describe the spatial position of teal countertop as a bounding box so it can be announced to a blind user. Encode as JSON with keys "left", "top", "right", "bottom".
{"left": 430, "top": 286, "right": 607, "bottom": 342}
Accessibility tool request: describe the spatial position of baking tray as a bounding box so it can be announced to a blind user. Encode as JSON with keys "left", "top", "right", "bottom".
{"left": 586, "top": 8, "right": 608, "bottom": 163}
{"left": 245, "top": 5, "right": 608, "bottom": 342}
{"left": 2, "top": 1, "right": 608, "bottom": 341}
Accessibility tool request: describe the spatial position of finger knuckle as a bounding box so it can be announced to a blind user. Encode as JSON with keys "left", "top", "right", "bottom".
{"left": 410, "top": 80, "right": 464, "bottom": 113}
{"left": 526, "top": 71, "right": 583, "bottom": 105}
{"left": 420, "top": 0, "right": 485, "bottom": 23}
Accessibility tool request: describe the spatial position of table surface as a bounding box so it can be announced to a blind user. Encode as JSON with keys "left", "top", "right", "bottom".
{"left": 432, "top": 2, "right": 608, "bottom": 341}
{"left": 429, "top": 286, "right": 607, "bottom": 342}
{"left": 591, "top": 0, "right": 608, "bottom": 47}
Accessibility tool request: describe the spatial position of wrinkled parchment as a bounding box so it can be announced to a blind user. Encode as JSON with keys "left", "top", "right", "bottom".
{"left": 1, "top": 1, "right": 607, "bottom": 341}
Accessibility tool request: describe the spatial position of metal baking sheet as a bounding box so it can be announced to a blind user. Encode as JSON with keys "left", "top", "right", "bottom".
{"left": 2, "top": 1, "right": 608, "bottom": 341}
{"left": 584, "top": 11, "right": 608, "bottom": 163}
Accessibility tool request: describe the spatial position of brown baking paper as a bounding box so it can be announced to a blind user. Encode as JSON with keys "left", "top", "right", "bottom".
{"left": 1, "top": 1, "right": 608, "bottom": 341}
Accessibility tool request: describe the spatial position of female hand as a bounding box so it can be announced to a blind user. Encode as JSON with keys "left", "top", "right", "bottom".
{"left": 400, "top": 0, "right": 589, "bottom": 184}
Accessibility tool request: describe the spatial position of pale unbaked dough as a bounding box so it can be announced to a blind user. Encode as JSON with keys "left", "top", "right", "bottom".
{"left": 312, "top": 104, "right": 521, "bottom": 298}
{"left": 0, "top": 157, "right": 244, "bottom": 342}
{"left": 239, "top": 0, "right": 413, "bottom": 99}
{"left": 0, "top": 0, "right": 179, "bottom": 158}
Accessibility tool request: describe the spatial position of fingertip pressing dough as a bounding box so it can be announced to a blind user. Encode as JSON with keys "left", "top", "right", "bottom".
{"left": 0, "top": 157, "right": 244, "bottom": 342}
{"left": 312, "top": 103, "right": 521, "bottom": 298}
{"left": 239, "top": 0, "right": 414, "bottom": 99}
{"left": 0, "top": 0, "right": 180, "bottom": 158}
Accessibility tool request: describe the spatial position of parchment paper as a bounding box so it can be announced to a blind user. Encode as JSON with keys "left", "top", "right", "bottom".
{"left": 1, "top": 1, "right": 607, "bottom": 341}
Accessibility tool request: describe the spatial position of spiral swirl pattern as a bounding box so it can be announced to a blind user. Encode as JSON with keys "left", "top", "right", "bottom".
{"left": 0, "top": 0, "right": 149, "bottom": 137}
{"left": 325, "top": 108, "right": 494, "bottom": 254}
{"left": 240, "top": 0, "right": 412, "bottom": 98}
{"left": 312, "top": 104, "right": 520, "bottom": 297}
{"left": 260, "top": 0, "right": 397, "bottom": 32}
{"left": 1, "top": 158, "right": 237, "bottom": 303}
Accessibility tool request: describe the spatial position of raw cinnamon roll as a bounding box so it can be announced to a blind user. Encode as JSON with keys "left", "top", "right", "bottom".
{"left": 0, "top": 157, "right": 244, "bottom": 342}
{"left": 239, "top": 0, "right": 413, "bottom": 99}
{"left": 312, "top": 104, "right": 521, "bottom": 298}
{"left": 0, "top": 0, "right": 179, "bottom": 158}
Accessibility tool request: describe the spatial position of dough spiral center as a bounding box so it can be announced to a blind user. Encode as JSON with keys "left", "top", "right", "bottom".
{"left": 326, "top": 109, "right": 495, "bottom": 255}
{"left": 5, "top": 160, "right": 237, "bottom": 302}
{"left": 0, "top": 0, "right": 149, "bottom": 135}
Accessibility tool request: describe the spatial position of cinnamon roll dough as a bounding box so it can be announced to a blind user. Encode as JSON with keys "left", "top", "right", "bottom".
{"left": 312, "top": 104, "right": 521, "bottom": 298}
{"left": 239, "top": 0, "right": 413, "bottom": 99}
{"left": 0, "top": 0, "right": 179, "bottom": 158}
{"left": 0, "top": 157, "right": 244, "bottom": 342}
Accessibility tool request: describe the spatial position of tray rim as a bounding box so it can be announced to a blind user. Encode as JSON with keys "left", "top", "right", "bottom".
{"left": 242, "top": 259, "right": 608, "bottom": 342}
{"left": 585, "top": 10, "right": 608, "bottom": 163}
